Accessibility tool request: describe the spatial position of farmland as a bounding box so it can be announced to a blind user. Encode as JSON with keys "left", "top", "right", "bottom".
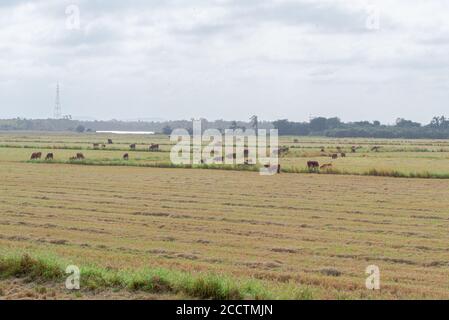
{"left": 1, "top": 132, "right": 449, "bottom": 299}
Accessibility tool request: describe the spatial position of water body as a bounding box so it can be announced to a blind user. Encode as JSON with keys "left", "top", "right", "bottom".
{"left": 96, "top": 131, "right": 155, "bottom": 135}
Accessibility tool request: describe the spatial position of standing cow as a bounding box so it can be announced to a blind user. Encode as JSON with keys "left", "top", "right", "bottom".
{"left": 45, "top": 153, "right": 54, "bottom": 160}
{"left": 30, "top": 152, "right": 42, "bottom": 160}
{"left": 307, "top": 161, "right": 320, "bottom": 169}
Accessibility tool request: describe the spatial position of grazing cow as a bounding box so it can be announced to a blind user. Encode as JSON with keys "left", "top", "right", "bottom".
{"left": 149, "top": 143, "right": 159, "bottom": 151}
{"left": 76, "top": 153, "right": 85, "bottom": 160}
{"left": 371, "top": 146, "right": 380, "bottom": 152}
{"left": 320, "top": 163, "right": 332, "bottom": 170}
{"left": 307, "top": 161, "right": 320, "bottom": 169}
{"left": 130, "top": 144, "right": 136, "bottom": 150}
{"left": 331, "top": 154, "right": 338, "bottom": 159}
{"left": 45, "top": 153, "right": 54, "bottom": 160}
{"left": 93, "top": 143, "right": 100, "bottom": 149}
{"left": 108, "top": 139, "right": 113, "bottom": 144}
{"left": 280, "top": 146, "right": 289, "bottom": 155}
{"left": 123, "top": 153, "right": 129, "bottom": 160}
{"left": 340, "top": 152, "right": 346, "bottom": 158}
{"left": 30, "top": 152, "right": 42, "bottom": 160}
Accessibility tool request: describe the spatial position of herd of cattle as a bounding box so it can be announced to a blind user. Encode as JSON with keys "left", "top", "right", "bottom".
{"left": 29, "top": 139, "right": 160, "bottom": 162}
{"left": 29, "top": 140, "right": 382, "bottom": 173}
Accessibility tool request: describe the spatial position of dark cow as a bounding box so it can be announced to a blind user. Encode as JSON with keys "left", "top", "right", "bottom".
{"left": 371, "top": 146, "right": 381, "bottom": 152}
{"left": 108, "top": 139, "right": 113, "bottom": 144}
{"left": 307, "top": 161, "right": 320, "bottom": 169}
{"left": 331, "top": 154, "right": 338, "bottom": 159}
{"left": 93, "top": 143, "right": 100, "bottom": 149}
{"left": 123, "top": 153, "right": 129, "bottom": 160}
{"left": 102, "top": 144, "right": 106, "bottom": 149}
{"left": 340, "top": 152, "right": 346, "bottom": 158}
{"left": 149, "top": 143, "right": 159, "bottom": 151}
{"left": 351, "top": 146, "right": 357, "bottom": 153}
{"left": 45, "top": 153, "right": 54, "bottom": 160}
{"left": 76, "top": 153, "right": 85, "bottom": 160}
{"left": 130, "top": 144, "right": 136, "bottom": 150}
{"left": 30, "top": 152, "right": 42, "bottom": 160}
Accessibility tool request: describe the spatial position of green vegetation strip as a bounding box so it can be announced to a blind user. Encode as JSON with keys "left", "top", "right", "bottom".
{"left": 27, "top": 159, "right": 261, "bottom": 172}
{"left": 0, "top": 253, "right": 313, "bottom": 300}
{"left": 27, "top": 159, "right": 449, "bottom": 179}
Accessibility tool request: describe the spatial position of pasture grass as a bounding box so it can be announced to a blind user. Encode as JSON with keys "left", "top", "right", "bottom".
{"left": 0, "top": 253, "right": 298, "bottom": 299}
{"left": 27, "top": 158, "right": 449, "bottom": 179}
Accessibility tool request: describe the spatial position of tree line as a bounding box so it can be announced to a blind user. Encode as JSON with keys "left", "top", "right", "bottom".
{"left": 272, "top": 116, "right": 449, "bottom": 139}
{"left": 1, "top": 116, "right": 449, "bottom": 139}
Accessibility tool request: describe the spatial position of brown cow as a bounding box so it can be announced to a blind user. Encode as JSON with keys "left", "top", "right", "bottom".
{"left": 76, "top": 153, "right": 85, "bottom": 160}
{"left": 102, "top": 144, "right": 106, "bottom": 149}
{"left": 130, "top": 144, "right": 136, "bottom": 150}
{"left": 340, "top": 152, "right": 346, "bottom": 157}
{"left": 149, "top": 143, "right": 159, "bottom": 151}
{"left": 320, "top": 163, "right": 332, "bottom": 170}
{"left": 123, "top": 153, "right": 129, "bottom": 160}
{"left": 30, "top": 152, "right": 42, "bottom": 160}
{"left": 45, "top": 153, "right": 54, "bottom": 160}
{"left": 108, "top": 139, "right": 113, "bottom": 144}
{"left": 371, "top": 146, "right": 381, "bottom": 152}
{"left": 307, "top": 161, "right": 320, "bottom": 169}
{"left": 93, "top": 143, "right": 100, "bottom": 149}
{"left": 351, "top": 146, "right": 357, "bottom": 153}
{"left": 331, "top": 154, "right": 338, "bottom": 159}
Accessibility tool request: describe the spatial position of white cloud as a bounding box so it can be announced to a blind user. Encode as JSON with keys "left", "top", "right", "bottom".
{"left": 0, "top": 0, "right": 448, "bottom": 122}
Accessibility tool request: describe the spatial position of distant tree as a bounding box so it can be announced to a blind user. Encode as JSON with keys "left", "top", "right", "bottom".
{"left": 250, "top": 115, "right": 258, "bottom": 134}
{"left": 429, "top": 116, "right": 449, "bottom": 129}
{"left": 309, "top": 117, "right": 328, "bottom": 132}
{"left": 326, "top": 117, "right": 342, "bottom": 129}
{"left": 75, "top": 125, "right": 85, "bottom": 133}
{"left": 229, "top": 121, "right": 238, "bottom": 130}
{"left": 162, "top": 125, "right": 172, "bottom": 135}
{"left": 373, "top": 120, "right": 381, "bottom": 126}
{"left": 395, "top": 118, "right": 421, "bottom": 128}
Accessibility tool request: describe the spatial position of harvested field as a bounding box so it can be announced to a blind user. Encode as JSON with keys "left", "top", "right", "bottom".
{"left": 1, "top": 151, "right": 449, "bottom": 299}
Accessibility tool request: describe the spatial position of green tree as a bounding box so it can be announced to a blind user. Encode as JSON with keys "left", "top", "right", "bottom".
{"left": 75, "top": 125, "right": 85, "bottom": 133}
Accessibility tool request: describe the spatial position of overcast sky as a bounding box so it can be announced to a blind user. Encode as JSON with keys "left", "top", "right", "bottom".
{"left": 0, "top": 0, "right": 448, "bottom": 123}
